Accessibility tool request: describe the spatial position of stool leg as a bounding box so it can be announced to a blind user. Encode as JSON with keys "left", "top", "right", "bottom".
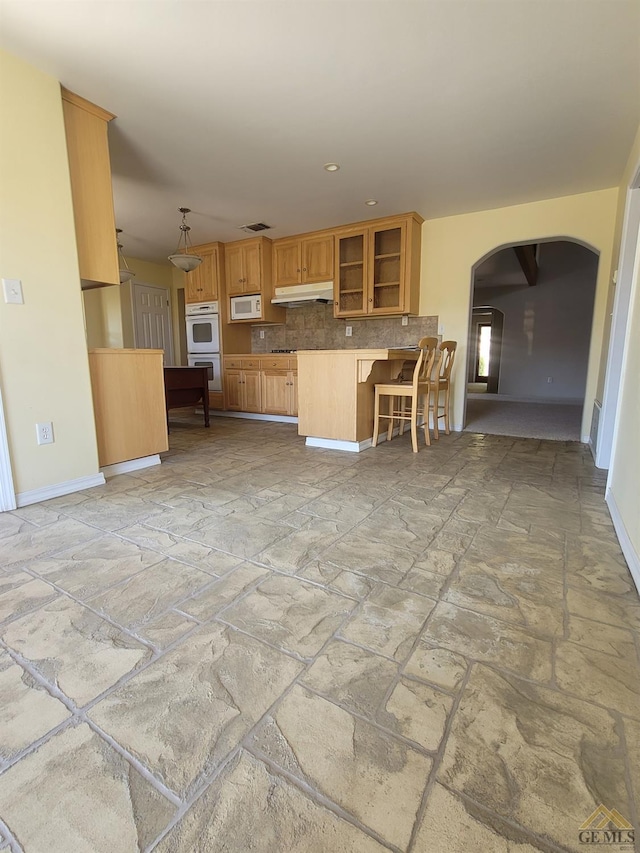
{"left": 387, "top": 396, "right": 396, "bottom": 441}
{"left": 410, "top": 392, "right": 419, "bottom": 452}
{"left": 422, "top": 389, "right": 431, "bottom": 446}
{"left": 432, "top": 387, "right": 439, "bottom": 441}
{"left": 372, "top": 389, "right": 381, "bottom": 447}
{"left": 444, "top": 384, "right": 451, "bottom": 434}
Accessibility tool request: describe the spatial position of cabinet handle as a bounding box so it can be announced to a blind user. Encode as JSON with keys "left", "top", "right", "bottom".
{"left": 369, "top": 297, "right": 373, "bottom": 302}
{"left": 297, "top": 268, "right": 300, "bottom": 273}
{"left": 303, "top": 267, "right": 307, "bottom": 271}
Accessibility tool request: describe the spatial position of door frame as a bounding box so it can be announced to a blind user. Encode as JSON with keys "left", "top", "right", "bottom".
{"left": 597, "top": 166, "right": 640, "bottom": 469}
{"left": 132, "top": 282, "right": 174, "bottom": 364}
{"left": 474, "top": 322, "right": 492, "bottom": 381}
{"left": 0, "top": 381, "right": 16, "bottom": 511}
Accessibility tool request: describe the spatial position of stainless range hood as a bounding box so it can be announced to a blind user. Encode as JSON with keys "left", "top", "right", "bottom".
{"left": 271, "top": 282, "right": 334, "bottom": 307}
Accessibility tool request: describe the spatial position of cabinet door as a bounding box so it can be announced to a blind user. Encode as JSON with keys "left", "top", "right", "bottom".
{"left": 262, "top": 370, "right": 290, "bottom": 415}
{"left": 186, "top": 249, "right": 218, "bottom": 303}
{"left": 273, "top": 240, "right": 301, "bottom": 287}
{"left": 243, "top": 242, "right": 262, "bottom": 293}
{"left": 197, "top": 248, "right": 219, "bottom": 301}
{"left": 243, "top": 369, "right": 262, "bottom": 412}
{"left": 369, "top": 222, "right": 406, "bottom": 314}
{"left": 334, "top": 231, "right": 367, "bottom": 317}
{"left": 288, "top": 371, "right": 298, "bottom": 416}
{"left": 225, "top": 246, "right": 245, "bottom": 295}
{"left": 302, "top": 234, "right": 333, "bottom": 284}
{"left": 62, "top": 93, "right": 119, "bottom": 287}
{"left": 224, "top": 369, "right": 243, "bottom": 410}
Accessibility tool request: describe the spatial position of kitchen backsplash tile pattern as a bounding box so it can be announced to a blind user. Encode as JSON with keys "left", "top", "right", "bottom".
{"left": 251, "top": 304, "right": 438, "bottom": 352}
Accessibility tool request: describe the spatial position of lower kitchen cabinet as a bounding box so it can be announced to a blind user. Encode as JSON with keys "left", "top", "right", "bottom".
{"left": 262, "top": 369, "right": 297, "bottom": 416}
{"left": 224, "top": 368, "right": 262, "bottom": 413}
{"left": 223, "top": 355, "right": 297, "bottom": 416}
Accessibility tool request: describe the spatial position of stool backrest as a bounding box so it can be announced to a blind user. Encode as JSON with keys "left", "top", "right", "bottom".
{"left": 414, "top": 337, "right": 439, "bottom": 387}
{"left": 437, "top": 340, "right": 457, "bottom": 381}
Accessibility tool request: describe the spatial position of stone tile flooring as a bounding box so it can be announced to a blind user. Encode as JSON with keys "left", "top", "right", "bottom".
{"left": 0, "top": 415, "right": 639, "bottom": 852}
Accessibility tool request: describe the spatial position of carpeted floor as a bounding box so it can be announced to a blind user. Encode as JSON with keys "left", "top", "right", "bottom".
{"left": 465, "top": 398, "right": 583, "bottom": 441}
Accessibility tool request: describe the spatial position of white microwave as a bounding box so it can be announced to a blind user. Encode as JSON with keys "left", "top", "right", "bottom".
{"left": 230, "top": 294, "right": 261, "bottom": 321}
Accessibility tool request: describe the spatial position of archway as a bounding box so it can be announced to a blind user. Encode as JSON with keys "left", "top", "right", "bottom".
{"left": 464, "top": 238, "right": 600, "bottom": 441}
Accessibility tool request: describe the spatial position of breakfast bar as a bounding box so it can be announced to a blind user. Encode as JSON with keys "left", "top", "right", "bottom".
{"left": 297, "top": 348, "right": 419, "bottom": 452}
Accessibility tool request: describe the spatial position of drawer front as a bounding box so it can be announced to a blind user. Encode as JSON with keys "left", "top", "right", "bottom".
{"left": 260, "top": 356, "right": 290, "bottom": 370}
{"left": 287, "top": 358, "right": 297, "bottom": 370}
{"left": 224, "top": 357, "right": 261, "bottom": 369}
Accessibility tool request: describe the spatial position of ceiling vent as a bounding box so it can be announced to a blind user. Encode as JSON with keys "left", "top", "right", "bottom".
{"left": 239, "top": 222, "right": 271, "bottom": 233}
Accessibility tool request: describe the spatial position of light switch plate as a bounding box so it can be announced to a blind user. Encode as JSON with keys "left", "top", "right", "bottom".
{"left": 345, "top": 326, "right": 352, "bottom": 337}
{"left": 2, "top": 278, "right": 24, "bottom": 304}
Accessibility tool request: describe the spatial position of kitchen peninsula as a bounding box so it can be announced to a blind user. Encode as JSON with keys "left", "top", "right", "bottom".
{"left": 296, "top": 348, "right": 419, "bottom": 452}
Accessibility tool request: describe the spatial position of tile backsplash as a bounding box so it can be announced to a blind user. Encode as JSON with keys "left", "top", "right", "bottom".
{"left": 251, "top": 304, "right": 438, "bottom": 352}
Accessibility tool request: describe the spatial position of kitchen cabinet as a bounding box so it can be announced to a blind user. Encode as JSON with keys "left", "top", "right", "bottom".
{"left": 225, "top": 238, "right": 265, "bottom": 295}
{"left": 224, "top": 368, "right": 262, "bottom": 412}
{"left": 186, "top": 243, "right": 223, "bottom": 303}
{"left": 334, "top": 213, "right": 423, "bottom": 318}
{"left": 224, "top": 237, "right": 285, "bottom": 324}
{"left": 88, "top": 349, "right": 168, "bottom": 467}
{"left": 61, "top": 88, "right": 119, "bottom": 289}
{"left": 262, "top": 369, "right": 297, "bottom": 416}
{"left": 223, "top": 355, "right": 297, "bottom": 415}
{"left": 273, "top": 233, "right": 334, "bottom": 287}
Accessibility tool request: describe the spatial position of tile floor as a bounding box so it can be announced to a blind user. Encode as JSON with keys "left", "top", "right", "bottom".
{"left": 0, "top": 415, "right": 638, "bottom": 853}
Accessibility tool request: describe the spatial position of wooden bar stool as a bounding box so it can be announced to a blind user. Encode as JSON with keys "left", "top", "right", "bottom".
{"left": 429, "top": 340, "right": 457, "bottom": 437}
{"left": 372, "top": 337, "right": 438, "bottom": 453}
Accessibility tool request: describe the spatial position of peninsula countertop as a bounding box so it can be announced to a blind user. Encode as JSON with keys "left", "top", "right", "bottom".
{"left": 296, "top": 348, "right": 419, "bottom": 452}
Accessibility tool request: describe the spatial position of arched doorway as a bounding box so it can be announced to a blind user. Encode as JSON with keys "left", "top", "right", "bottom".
{"left": 464, "top": 239, "right": 599, "bottom": 441}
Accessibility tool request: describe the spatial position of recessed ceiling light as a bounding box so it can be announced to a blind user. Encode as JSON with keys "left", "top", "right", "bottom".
{"left": 365, "top": 199, "right": 378, "bottom": 206}
{"left": 324, "top": 163, "right": 340, "bottom": 172}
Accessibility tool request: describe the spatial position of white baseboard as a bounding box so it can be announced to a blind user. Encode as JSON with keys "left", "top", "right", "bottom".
{"left": 606, "top": 488, "right": 640, "bottom": 595}
{"left": 306, "top": 436, "right": 374, "bottom": 453}
{"left": 16, "top": 473, "right": 105, "bottom": 507}
{"left": 212, "top": 411, "right": 298, "bottom": 424}
{"left": 100, "top": 455, "right": 162, "bottom": 478}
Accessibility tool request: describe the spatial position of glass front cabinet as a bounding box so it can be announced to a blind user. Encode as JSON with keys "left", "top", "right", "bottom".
{"left": 333, "top": 213, "right": 423, "bottom": 318}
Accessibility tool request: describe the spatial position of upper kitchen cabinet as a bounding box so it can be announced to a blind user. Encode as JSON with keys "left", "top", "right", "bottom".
{"left": 273, "top": 233, "right": 334, "bottom": 288}
{"left": 225, "top": 236, "right": 285, "bottom": 324}
{"left": 225, "top": 237, "right": 265, "bottom": 295}
{"left": 61, "top": 88, "right": 119, "bottom": 289}
{"left": 334, "top": 213, "right": 424, "bottom": 318}
{"left": 186, "top": 242, "right": 223, "bottom": 303}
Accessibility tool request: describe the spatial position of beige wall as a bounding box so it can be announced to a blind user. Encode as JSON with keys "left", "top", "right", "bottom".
{"left": 0, "top": 50, "right": 100, "bottom": 494}
{"left": 607, "top": 125, "right": 640, "bottom": 574}
{"left": 419, "top": 187, "right": 619, "bottom": 438}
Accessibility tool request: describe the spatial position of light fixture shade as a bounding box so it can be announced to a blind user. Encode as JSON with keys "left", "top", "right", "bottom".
{"left": 119, "top": 268, "right": 135, "bottom": 284}
{"left": 168, "top": 253, "right": 202, "bottom": 273}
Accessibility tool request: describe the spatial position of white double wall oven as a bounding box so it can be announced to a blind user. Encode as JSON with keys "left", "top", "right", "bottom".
{"left": 186, "top": 301, "right": 222, "bottom": 392}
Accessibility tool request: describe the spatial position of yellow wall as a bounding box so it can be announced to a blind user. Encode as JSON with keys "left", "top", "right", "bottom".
{"left": 607, "top": 125, "right": 640, "bottom": 570}
{"left": 0, "top": 50, "right": 100, "bottom": 494}
{"left": 419, "top": 187, "right": 619, "bottom": 438}
{"left": 84, "top": 256, "right": 184, "bottom": 364}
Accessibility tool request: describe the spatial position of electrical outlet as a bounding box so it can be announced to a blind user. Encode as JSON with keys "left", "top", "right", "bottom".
{"left": 438, "top": 323, "right": 444, "bottom": 335}
{"left": 259, "top": 330, "right": 265, "bottom": 339}
{"left": 345, "top": 326, "right": 352, "bottom": 337}
{"left": 36, "top": 422, "right": 54, "bottom": 445}
{"left": 547, "top": 377, "right": 553, "bottom": 383}
{"left": 401, "top": 315, "right": 408, "bottom": 326}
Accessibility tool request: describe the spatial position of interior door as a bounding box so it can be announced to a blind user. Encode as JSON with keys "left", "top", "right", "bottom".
{"left": 133, "top": 283, "right": 174, "bottom": 364}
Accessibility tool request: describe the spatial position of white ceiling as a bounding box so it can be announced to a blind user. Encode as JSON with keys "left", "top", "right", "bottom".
{"left": 1, "top": 1, "right": 639, "bottom": 262}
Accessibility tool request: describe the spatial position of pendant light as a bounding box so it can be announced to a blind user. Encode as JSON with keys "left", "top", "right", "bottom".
{"left": 116, "top": 229, "right": 135, "bottom": 284}
{"left": 168, "top": 207, "right": 202, "bottom": 272}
